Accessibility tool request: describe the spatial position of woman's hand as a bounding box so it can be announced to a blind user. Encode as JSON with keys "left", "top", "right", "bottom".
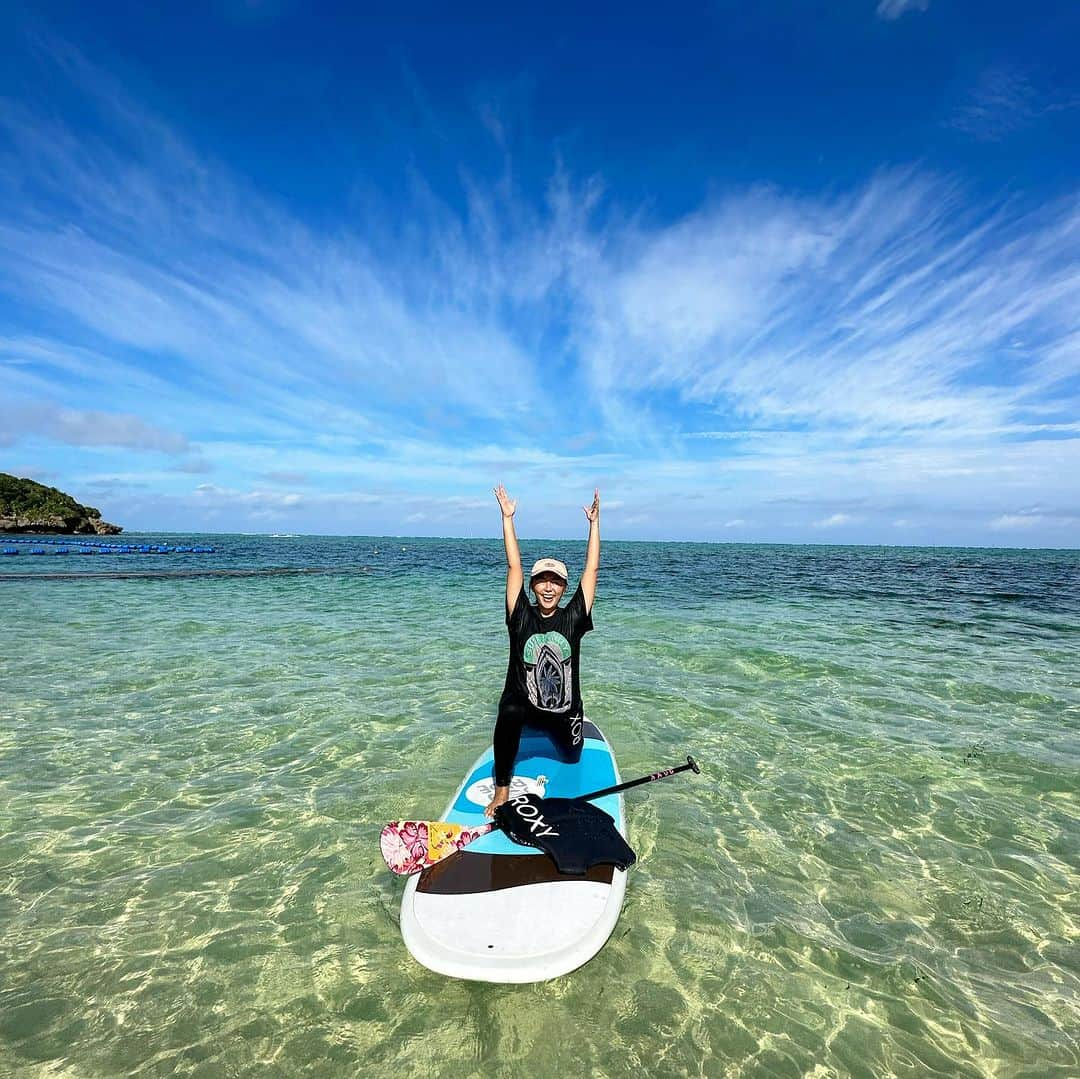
{"left": 583, "top": 488, "right": 600, "bottom": 523}
{"left": 494, "top": 484, "right": 517, "bottom": 518}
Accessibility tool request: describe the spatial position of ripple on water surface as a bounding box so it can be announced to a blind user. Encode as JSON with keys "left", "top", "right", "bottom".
{"left": 1, "top": 538, "right": 1078, "bottom": 1076}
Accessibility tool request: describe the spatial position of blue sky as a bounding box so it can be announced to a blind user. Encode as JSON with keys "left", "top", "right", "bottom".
{"left": 1, "top": 1, "right": 1077, "bottom": 544}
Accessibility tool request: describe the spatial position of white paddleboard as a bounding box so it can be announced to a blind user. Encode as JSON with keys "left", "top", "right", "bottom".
{"left": 399, "top": 719, "right": 628, "bottom": 983}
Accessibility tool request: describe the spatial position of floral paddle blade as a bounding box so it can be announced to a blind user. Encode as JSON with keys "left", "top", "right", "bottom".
{"left": 380, "top": 819, "right": 494, "bottom": 875}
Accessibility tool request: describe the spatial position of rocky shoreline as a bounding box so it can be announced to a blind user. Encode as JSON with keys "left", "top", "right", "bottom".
{"left": 0, "top": 473, "right": 123, "bottom": 535}
{"left": 0, "top": 515, "right": 123, "bottom": 535}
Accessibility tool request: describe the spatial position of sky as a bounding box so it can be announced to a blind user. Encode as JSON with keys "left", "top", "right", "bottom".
{"left": 1, "top": 1, "right": 1078, "bottom": 545}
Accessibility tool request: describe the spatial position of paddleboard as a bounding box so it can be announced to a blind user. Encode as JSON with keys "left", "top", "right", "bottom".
{"left": 399, "top": 719, "right": 628, "bottom": 983}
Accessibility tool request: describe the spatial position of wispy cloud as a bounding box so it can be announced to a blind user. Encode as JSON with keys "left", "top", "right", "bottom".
{"left": 1, "top": 36, "right": 1078, "bottom": 542}
{"left": 989, "top": 507, "right": 1079, "bottom": 532}
{"left": 0, "top": 400, "right": 188, "bottom": 453}
{"left": 876, "top": 0, "right": 929, "bottom": 21}
{"left": 575, "top": 171, "right": 1079, "bottom": 450}
{"left": 813, "top": 513, "right": 854, "bottom": 529}
{"left": 0, "top": 42, "right": 558, "bottom": 451}
{"left": 948, "top": 65, "right": 1080, "bottom": 142}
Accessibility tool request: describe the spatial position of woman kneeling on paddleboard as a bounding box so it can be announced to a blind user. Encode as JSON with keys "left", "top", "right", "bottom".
{"left": 486, "top": 484, "right": 600, "bottom": 818}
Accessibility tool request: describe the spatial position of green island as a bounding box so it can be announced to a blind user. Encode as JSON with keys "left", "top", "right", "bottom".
{"left": 0, "top": 472, "right": 123, "bottom": 534}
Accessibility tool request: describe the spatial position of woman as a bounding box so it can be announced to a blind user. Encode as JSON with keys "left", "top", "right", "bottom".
{"left": 485, "top": 484, "right": 600, "bottom": 817}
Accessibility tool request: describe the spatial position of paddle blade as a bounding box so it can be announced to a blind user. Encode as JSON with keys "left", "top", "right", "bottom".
{"left": 380, "top": 819, "right": 494, "bottom": 875}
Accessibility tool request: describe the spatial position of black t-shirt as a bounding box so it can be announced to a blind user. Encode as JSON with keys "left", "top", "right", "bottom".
{"left": 501, "top": 583, "right": 593, "bottom": 717}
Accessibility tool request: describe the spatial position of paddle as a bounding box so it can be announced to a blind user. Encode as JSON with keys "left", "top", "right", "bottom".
{"left": 380, "top": 755, "right": 700, "bottom": 875}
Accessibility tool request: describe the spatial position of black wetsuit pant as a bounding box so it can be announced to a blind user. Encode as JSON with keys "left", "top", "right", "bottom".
{"left": 493, "top": 697, "right": 584, "bottom": 787}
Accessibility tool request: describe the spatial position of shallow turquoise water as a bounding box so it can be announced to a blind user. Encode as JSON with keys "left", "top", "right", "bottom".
{"left": 1, "top": 537, "right": 1078, "bottom": 1077}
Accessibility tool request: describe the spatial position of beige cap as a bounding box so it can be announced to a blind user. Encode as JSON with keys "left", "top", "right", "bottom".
{"left": 529, "top": 557, "right": 568, "bottom": 584}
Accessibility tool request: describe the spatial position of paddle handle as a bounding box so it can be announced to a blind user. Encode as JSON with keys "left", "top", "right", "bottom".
{"left": 580, "top": 755, "right": 700, "bottom": 802}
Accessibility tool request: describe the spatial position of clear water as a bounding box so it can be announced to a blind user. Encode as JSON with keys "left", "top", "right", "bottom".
{"left": 1, "top": 536, "right": 1078, "bottom": 1077}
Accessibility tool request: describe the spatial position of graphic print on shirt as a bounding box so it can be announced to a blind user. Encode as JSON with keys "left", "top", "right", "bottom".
{"left": 522, "top": 630, "right": 573, "bottom": 711}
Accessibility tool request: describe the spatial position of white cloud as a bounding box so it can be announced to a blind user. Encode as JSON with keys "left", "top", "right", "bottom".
{"left": 876, "top": 0, "right": 929, "bottom": 20}
{"left": 988, "top": 507, "right": 1078, "bottom": 532}
{"left": 0, "top": 400, "right": 188, "bottom": 453}
{"left": 575, "top": 171, "right": 1079, "bottom": 450}
{"left": 2, "top": 40, "right": 1078, "bottom": 544}
{"left": 0, "top": 54, "right": 558, "bottom": 448}
{"left": 990, "top": 513, "right": 1041, "bottom": 530}
{"left": 948, "top": 66, "right": 1080, "bottom": 142}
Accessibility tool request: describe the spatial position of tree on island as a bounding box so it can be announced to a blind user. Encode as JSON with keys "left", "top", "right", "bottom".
{"left": 0, "top": 473, "right": 123, "bottom": 534}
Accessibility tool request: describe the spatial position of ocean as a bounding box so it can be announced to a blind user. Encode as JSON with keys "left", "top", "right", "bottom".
{"left": 1, "top": 536, "right": 1078, "bottom": 1077}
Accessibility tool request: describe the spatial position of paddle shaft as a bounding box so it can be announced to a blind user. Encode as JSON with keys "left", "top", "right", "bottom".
{"left": 380, "top": 754, "right": 700, "bottom": 875}
{"left": 578, "top": 755, "right": 700, "bottom": 803}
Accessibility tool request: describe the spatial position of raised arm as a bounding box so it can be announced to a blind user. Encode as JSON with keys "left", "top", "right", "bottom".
{"left": 494, "top": 484, "right": 523, "bottom": 618}
{"left": 581, "top": 488, "right": 600, "bottom": 614}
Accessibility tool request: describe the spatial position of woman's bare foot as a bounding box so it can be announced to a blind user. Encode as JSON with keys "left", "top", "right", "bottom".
{"left": 484, "top": 785, "right": 511, "bottom": 818}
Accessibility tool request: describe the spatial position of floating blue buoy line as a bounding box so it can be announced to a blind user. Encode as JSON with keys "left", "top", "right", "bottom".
{"left": 0, "top": 537, "right": 215, "bottom": 555}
